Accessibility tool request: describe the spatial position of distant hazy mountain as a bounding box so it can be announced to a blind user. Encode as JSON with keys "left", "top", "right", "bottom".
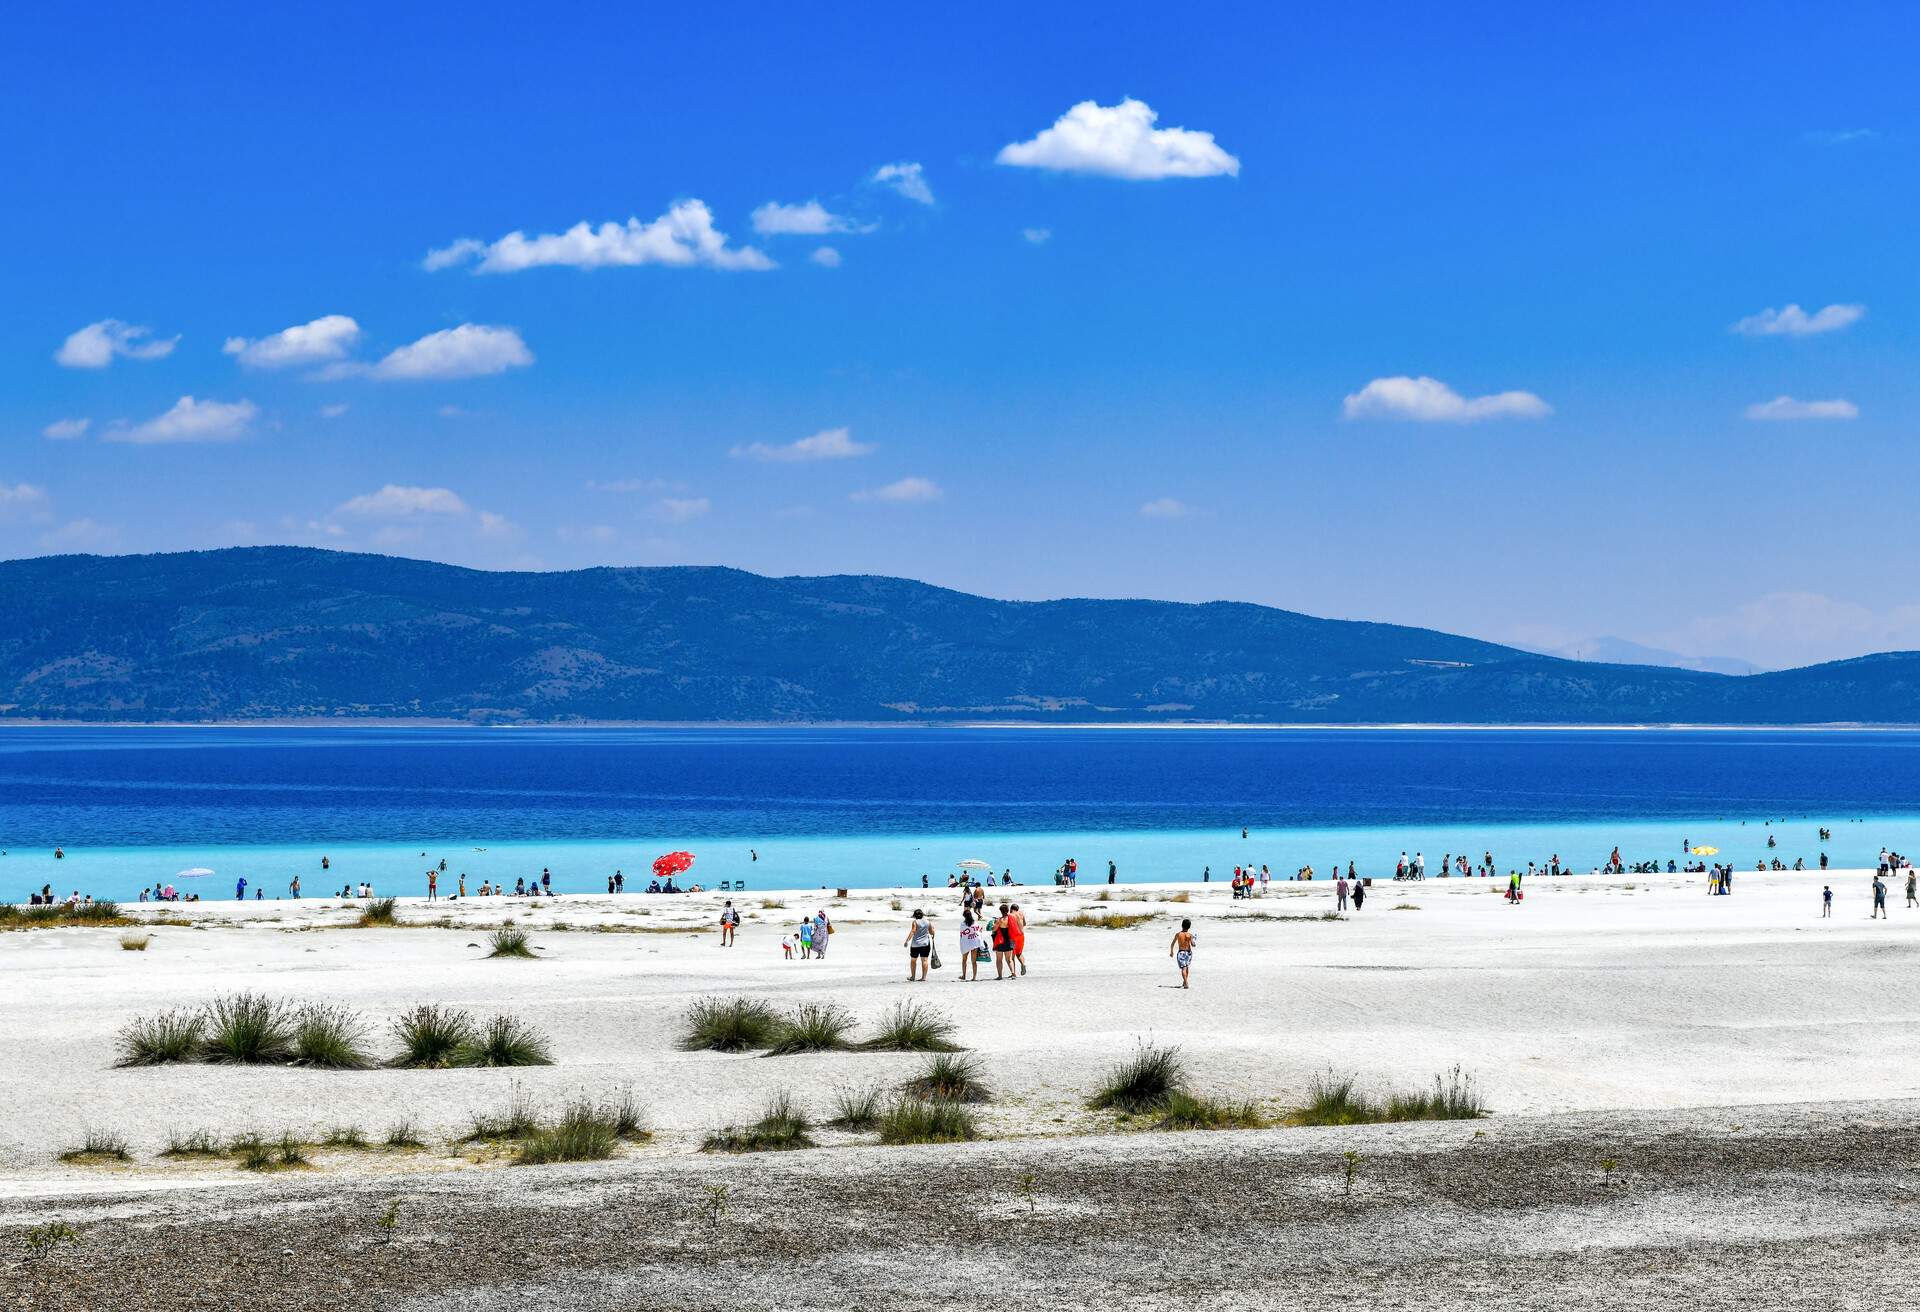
{"left": 2, "top": 547, "right": 1917, "bottom": 724}
{"left": 1538, "top": 636, "right": 1763, "bottom": 677}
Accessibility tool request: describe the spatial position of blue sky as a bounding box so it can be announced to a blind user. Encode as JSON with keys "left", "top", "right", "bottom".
{"left": 3, "top": 2, "right": 1916, "bottom": 669}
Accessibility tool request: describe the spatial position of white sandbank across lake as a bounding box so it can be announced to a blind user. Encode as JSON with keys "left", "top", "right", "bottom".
{"left": 4, "top": 866, "right": 1915, "bottom": 1196}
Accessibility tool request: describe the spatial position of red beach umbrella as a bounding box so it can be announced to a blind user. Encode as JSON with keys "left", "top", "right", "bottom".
{"left": 652, "top": 851, "right": 695, "bottom": 880}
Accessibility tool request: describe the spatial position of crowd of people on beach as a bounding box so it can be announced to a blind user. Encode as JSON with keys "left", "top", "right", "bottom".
{"left": 897, "top": 877, "right": 1029, "bottom": 982}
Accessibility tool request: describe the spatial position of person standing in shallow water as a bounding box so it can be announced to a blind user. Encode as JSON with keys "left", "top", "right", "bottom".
{"left": 1169, "top": 918, "right": 1196, "bottom": 989}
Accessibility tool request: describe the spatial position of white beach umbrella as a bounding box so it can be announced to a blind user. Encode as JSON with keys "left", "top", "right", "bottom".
{"left": 957, "top": 860, "right": 993, "bottom": 870}
{"left": 175, "top": 867, "right": 216, "bottom": 878}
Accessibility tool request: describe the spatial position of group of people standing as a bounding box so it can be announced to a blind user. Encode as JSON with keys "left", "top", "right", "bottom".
{"left": 901, "top": 891, "right": 1028, "bottom": 982}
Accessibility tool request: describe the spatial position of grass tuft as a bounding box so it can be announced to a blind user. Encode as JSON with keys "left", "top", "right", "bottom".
{"left": 486, "top": 922, "right": 536, "bottom": 958}
{"left": 160, "top": 1128, "right": 224, "bottom": 1159}
{"left": 1155, "top": 1090, "right": 1267, "bottom": 1131}
{"left": 1059, "top": 910, "right": 1154, "bottom": 929}
{"left": 1384, "top": 1065, "right": 1487, "bottom": 1121}
{"left": 680, "top": 996, "right": 781, "bottom": 1052}
{"left": 115, "top": 1009, "right": 206, "bottom": 1066}
{"left": 451, "top": 1013, "right": 553, "bottom": 1068}
{"left": 828, "top": 1084, "right": 886, "bottom": 1130}
{"left": 357, "top": 897, "right": 400, "bottom": 927}
{"left": 861, "top": 1000, "right": 961, "bottom": 1052}
{"left": 903, "top": 1051, "right": 992, "bottom": 1102}
{"left": 877, "top": 1098, "right": 979, "bottom": 1145}
{"left": 465, "top": 1090, "right": 543, "bottom": 1143}
{"left": 383, "top": 1119, "right": 427, "bottom": 1149}
{"left": 1088, "top": 1042, "right": 1186, "bottom": 1114}
{"left": 390, "top": 1004, "right": 478, "bottom": 1068}
{"left": 202, "top": 993, "right": 295, "bottom": 1064}
{"left": 291, "top": 1003, "right": 376, "bottom": 1069}
{"left": 322, "top": 1125, "right": 370, "bottom": 1149}
{"left": 59, "top": 1128, "right": 132, "bottom": 1164}
{"left": 703, "top": 1090, "right": 816, "bottom": 1153}
{"left": 1288, "top": 1068, "right": 1488, "bottom": 1126}
{"left": 118, "top": 932, "right": 151, "bottom": 951}
{"left": 765, "top": 1001, "right": 855, "bottom": 1056}
{"left": 515, "top": 1098, "right": 619, "bottom": 1166}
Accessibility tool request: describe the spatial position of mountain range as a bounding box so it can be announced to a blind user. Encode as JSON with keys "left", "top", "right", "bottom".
{"left": 1, "top": 547, "right": 1916, "bottom": 724}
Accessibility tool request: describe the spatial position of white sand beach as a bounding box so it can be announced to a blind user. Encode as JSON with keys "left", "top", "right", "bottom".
{"left": 5, "top": 867, "right": 1916, "bottom": 1180}
{"left": 6, "top": 868, "right": 1919, "bottom": 1309}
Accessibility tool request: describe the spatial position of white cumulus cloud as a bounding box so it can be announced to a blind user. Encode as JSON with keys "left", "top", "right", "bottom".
{"left": 425, "top": 200, "right": 773, "bottom": 273}
{"left": 731, "top": 427, "right": 874, "bottom": 463}
{"left": 751, "top": 200, "right": 867, "bottom": 236}
{"left": 335, "top": 485, "right": 471, "bottom": 517}
{"left": 1730, "top": 303, "right": 1865, "bottom": 337}
{"left": 55, "top": 319, "right": 178, "bottom": 368}
{"left": 810, "top": 246, "right": 842, "bottom": 268}
{"left": 1342, "top": 376, "right": 1551, "bottom": 423}
{"left": 112, "top": 396, "right": 258, "bottom": 444}
{"left": 871, "top": 162, "right": 934, "bottom": 205}
{"left": 42, "top": 417, "right": 90, "bottom": 440}
{"left": 1139, "top": 497, "right": 1191, "bottom": 518}
{"left": 851, "top": 476, "right": 941, "bottom": 503}
{"left": 223, "top": 314, "right": 361, "bottom": 368}
{"left": 1745, "top": 395, "right": 1859, "bottom": 421}
{"left": 343, "top": 324, "right": 533, "bottom": 381}
{"left": 997, "top": 98, "right": 1239, "bottom": 180}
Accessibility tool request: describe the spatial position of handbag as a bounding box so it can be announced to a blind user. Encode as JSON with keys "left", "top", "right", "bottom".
{"left": 930, "top": 943, "right": 942, "bottom": 970}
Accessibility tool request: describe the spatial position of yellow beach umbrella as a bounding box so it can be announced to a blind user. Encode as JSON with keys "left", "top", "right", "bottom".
{"left": 1691, "top": 845, "right": 1719, "bottom": 856}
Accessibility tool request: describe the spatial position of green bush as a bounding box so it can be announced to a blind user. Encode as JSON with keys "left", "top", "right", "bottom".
{"left": 450, "top": 1014, "right": 553, "bottom": 1068}
{"left": 765, "top": 1001, "right": 855, "bottom": 1055}
{"left": 390, "top": 1004, "right": 478, "bottom": 1068}
{"left": 1088, "top": 1042, "right": 1185, "bottom": 1114}
{"left": 861, "top": 1000, "right": 960, "bottom": 1052}
{"left": 202, "top": 993, "right": 295, "bottom": 1064}
{"left": 877, "top": 1098, "right": 978, "bottom": 1145}
{"left": 702, "top": 1090, "right": 816, "bottom": 1153}
{"left": 116, "top": 1009, "right": 206, "bottom": 1066}
{"left": 291, "top": 1004, "right": 375, "bottom": 1069}
{"left": 680, "top": 996, "right": 781, "bottom": 1052}
{"left": 903, "top": 1052, "right": 991, "bottom": 1102}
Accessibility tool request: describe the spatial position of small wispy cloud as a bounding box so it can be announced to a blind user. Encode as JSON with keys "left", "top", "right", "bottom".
{"left": 587, "top": 476, "right": 684, "bottom": 494}
{"left": 55, "top": 319, "right": 178, "bottom": 369}
{"left": 871, "top": 161, "right": 934, "bottom": 205}
{"left": 1139, "top": 497, "right": 1191, "bottom": 518}
{"left": 319, "top": 324, "right": 532, "bottom": 381}
{"left": 1802, "top": 128, "right": 1876, "bottom": 145}
{"left": 750, "top": 200, "right": 870, "bottom": 236}
{"left": 110, "top": 396, "right": 258, "bottom": 444}
{"left": 1022, "top": 227, "right": 1052, "bottom": 244}
{"left": 655, "top": 496, "right": 711, "bottom": 523}
{"left": 1745, "top": 395, "right": 1859, "bottom": 421}
{"left": 1730, "top": 303, "right": 1865, "bottom": 337}
{"left": 810, "top": 246, "right": 842, "bottom": 268}
{"left": 224, "top": 314, "right": 361, "bottom": 368}
{"left": 319, "top": 403, "right": 349, "bottom": 418}
{"left": 851, "top": 476, "right": 940, "bottom": 503}
{"left": 997, "top": 98, "right": 1239, "bottom": 179}
{"left": 426, "top": 200, "right": 773, "bottom": 273}
{"left": 1342, "top": 376, "right": 1550, "bottom": 423}
{"left": 42, "top": 417, "right": 90, "bottom": 440}
{"left": 731, "top": 426, "right": 874, "bottom": 462}
{"left": 335, "top": 485, "right": 470, "bottom": 517}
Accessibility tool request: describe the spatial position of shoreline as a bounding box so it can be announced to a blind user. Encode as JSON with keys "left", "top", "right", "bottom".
{"left": 4, "top": 718, "right": 1920, "bottom": 730}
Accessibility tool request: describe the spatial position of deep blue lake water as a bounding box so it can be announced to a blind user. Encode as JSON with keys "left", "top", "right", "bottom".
{"left": 4, "top": 726, "right": 1918, "bottom": 900}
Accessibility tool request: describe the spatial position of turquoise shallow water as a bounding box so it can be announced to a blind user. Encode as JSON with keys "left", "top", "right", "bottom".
{"left": 2, "top": 726, "right": 1915, "bottom": 900}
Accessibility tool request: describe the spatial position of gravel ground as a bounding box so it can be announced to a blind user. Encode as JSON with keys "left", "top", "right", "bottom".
{"left": 6, "top": 1098, "right": 1915, "bottom": 1310}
